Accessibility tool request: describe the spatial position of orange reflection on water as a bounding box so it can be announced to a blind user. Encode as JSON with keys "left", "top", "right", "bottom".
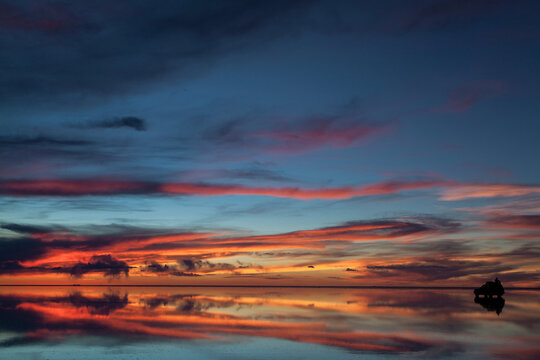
{"left": 0, "top": 286, "right": 538, "bottom": 358}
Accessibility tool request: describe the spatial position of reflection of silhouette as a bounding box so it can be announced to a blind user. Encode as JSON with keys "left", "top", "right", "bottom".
{"left": 68, "top": 292, "right": 128, "bottom": 315}
{"left": 474, "top": 277, "right": 504, "bottom": 298}
{"left": 475, "top": 296, "right": 505, "bottom": 315}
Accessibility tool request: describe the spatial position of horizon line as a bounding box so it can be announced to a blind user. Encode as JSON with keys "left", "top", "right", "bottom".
{"left": 1, "top": 284, "right": 539, "bottom": 290}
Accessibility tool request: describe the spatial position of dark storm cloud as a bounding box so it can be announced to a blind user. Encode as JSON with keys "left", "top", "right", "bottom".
{"left": 81, "top": 116, "right": 147, "bottom": 131}
{"left": 0, "top": 0, "right": 316, "bottom": 104}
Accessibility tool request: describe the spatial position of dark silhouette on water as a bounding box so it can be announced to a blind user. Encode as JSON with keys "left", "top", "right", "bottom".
{"left": 473, "top": 278, "right": 505, "bottom": 315}
{"left": 474, "top": 295, "right": 505, "bottom": 315}
{"left": 474, "top": 277, "right": 504, "bottom": 298}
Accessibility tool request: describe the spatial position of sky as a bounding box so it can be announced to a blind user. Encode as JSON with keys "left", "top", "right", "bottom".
{"left": 1, "top": 0, "right": 539, "bottom": 287}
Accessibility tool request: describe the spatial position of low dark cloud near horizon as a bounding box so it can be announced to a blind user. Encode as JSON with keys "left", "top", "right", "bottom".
{"left": 0, "top": 249, "right": 130, "bottom": 278}
{"left": 141, "top": 258, "right": 243, "bottom": 277}
{"left": 68, "top": 255, "right": 130, "bottom": 278}
{"left": 365, "top": 258, "right": 517, "bottom": 282}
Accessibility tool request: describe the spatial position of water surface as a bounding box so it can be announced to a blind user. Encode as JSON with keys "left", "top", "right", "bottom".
{"left": 0, "top": 287, "right": 538, "bottom": 359}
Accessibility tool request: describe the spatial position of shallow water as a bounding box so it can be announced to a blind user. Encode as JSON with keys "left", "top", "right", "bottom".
{"left": 0, "top": 287, "right": 538, "bottom": 359}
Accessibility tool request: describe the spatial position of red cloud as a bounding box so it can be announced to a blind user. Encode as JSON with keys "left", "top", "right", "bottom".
{"left": 255, "top": 122, "right": 382, "bottom": 154}
{"left": 0, "top": 178, "right": 449, "bottom": 199}
{"left": 0, "top": 179, "right": 156, "bottom": 196}
{"left": 2, "top": 179, "right": 538, "bottom": 201}
{"left": 436, "top": 80, "right": 504, "bottom": 113}
{"left": 439, "top": 184, "right": 540, "bottom": 201}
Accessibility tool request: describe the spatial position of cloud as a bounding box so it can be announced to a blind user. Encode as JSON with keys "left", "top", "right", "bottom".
{"left": 485, "top": 214, "right": 540, "bottom": 230}
{"left": 1, "top": 216, "right": 538, "bottom": 286}
{"left": 0, "top": 0, "right": 316, "bottom": 104}
{"left": 67, "top": 292, "right": 128, "bottom": 315}
{"left": 141, "top": 261, "right": 200, "bottom": 277}
{"left": 0, "top": 252, "right": 130, "bottom": 278}
{"left": 0, "top": 0, "right": 511, "bottom": 107}
{"left": 141, "top": 258, "right": 240, "bottom": 277}
{"left": 0, "top": 216, "right": 454, "bottom": 280}
{"left": 1, "top": 223, "right": 55, "bottom": 235}
{"left": 0, "top": 290, "right": 447, "bottom": 353}
{"left": 0, "top": 1, "right": 85, "bottom": 34}
{"left": 0, "top": 136, "right": 91, "bottom": 147}
{"left": 0, "top": 237, "right": 48, "bottom": 264}
{"left": 174, "top": 167, "right": 293, "bottom": 183}
{"left": 0, "top": 230, "right": 136, "bottom": 277}
{"left": 178, "top": 259, "right": 235, "bottom": 272}
{"left": 399, "top": 0, "right": 503, "bottom": 33}
{"left": 365, "top": 257, "right": 515, "bottom": 281}
{"left": 199, "top": 103, "right": 387, "bottom": 156}
{"left": 252, "top": 117, "right": 384, "bottom": 154}
{"left": 81, "top": 116, "right": 147, "bottom": 131}
{"left": 439, "top": 184, "right": 540, "bottom": 200}
{"left": 435, "top": 81, "right": 505, "bottom": 113}
{"left": 67, "top": 255, "right": 129, "bottom": 278}
{"left": 0, "top": 179, "right": 159, "bottom": 196}
{"left": 0, "top": 178, "right": 451, "bottom": 199}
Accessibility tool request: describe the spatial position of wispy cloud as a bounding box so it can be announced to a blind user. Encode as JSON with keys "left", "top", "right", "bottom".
{"left": 435, "top": 81, "right": 505, "bottom": 113}
{"left": 79, "top": 116, "right": 147, "bottom": 131}
{"left": 3, "top": 178, "right": 538, "bottom": 202}
{"left": 0, "top": 178, "right": 449, "bottom": 199}
{"left": 439, "top": 184, "right": 540, "bottom": 200}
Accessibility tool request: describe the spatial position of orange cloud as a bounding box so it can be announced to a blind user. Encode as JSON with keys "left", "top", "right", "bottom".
{"left": 439, "top": 184, "right": 540, "bottom": 201}
{"left": 0, "top": 178, "right": 451, "bottom": 199}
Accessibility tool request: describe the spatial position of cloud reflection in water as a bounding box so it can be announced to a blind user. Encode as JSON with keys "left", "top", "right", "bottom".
{"left": 0, "top": 287, "right": 538, "bottom": 359}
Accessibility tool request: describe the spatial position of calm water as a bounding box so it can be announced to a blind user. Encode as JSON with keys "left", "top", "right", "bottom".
{"left": 0, "top": 287, "right": 538, "bottom": 359}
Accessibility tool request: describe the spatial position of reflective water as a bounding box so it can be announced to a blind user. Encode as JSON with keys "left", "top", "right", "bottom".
{"left": 0, "top": 287, "right": 538, "bottom": 359}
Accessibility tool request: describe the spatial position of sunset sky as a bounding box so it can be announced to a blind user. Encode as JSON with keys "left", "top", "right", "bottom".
{"left": 1, "top": 0, "right": 539, "bottom": 287}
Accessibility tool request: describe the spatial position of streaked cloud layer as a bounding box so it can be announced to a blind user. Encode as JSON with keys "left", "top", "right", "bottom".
{"left": 1, "top": 0, "right": 539, "bottom": 287}
{"left": 0, "top": 287, "right": 538, "bottom": 358}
